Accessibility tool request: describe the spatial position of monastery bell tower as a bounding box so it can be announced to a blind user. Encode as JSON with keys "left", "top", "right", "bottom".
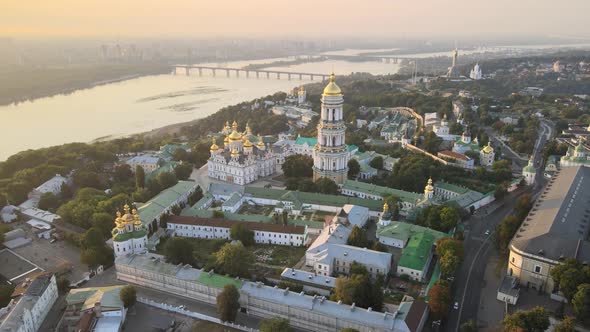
{"left": 312, "top": 73, "right": 349, "bottom": 184}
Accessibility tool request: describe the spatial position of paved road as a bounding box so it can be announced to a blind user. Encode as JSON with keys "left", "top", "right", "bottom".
{"left": 445, "top": 120, "right": 553, "bottom": 331}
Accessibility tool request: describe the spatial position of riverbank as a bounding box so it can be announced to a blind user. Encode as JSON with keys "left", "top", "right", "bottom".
{"left": 0, "top": 63, "right": 172, "bottom": 106}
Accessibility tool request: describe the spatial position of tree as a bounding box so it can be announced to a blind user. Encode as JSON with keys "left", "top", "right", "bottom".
{"left": 164, "top": 237, "right": 194, "bottom": 265}
{"left": 157, "top": 171, "right": 178, "bottom": 189}
{"left": 428, "top": 280, "right": 451, "bottom": 319}
{"left": 439, "top": 206, "right": 460, "bottom": 231}
{"left": 217, "top": 284, "right": 240, "bottom": 323}
{"left": 135, "top": 165, "right": 145, "bottom": 188}
{"left": 331, "top": 273, "right": 383, "bottom": 311}
{"left": 92, "top": 212, "right": 115, "bottom": 238}
{"left": 572, "top": 284, "right": 590, "bottom": 324}
{"left": 73, "top": 170, "right": 103, "bottom": 189}
{"left": 460, "top": 320, "right": 477, "bottom": 332}
{"left": 554, "top": 316, "right": 576, "bottom": 332}
{"left": 315, "top": 177, "right": 339, "bottom": 195}
{"left": 172, "top": 148, "right": 190, "bottom": 162}
{"left": 369, "top": 156, "right": 383, "bottom": 170}
{"left": 57, "top": 276, "right": 70, "bottom": 294}
{"left": 38, "top": 192, "right": 61, "bottom": 211}
{"left": 113, "top": 164, "right": 133, "bottom": 183}
{"left": 502, "top": 306, "right": 549, "bottom": 332}
{"left": 422, "top": 131, "right": 442, "bottom": 154}
{"left": 436, "top": 238, "right": 464, "bottom": 277}
{"left": 347, "top": 159, "right": 361, "bottom": 179}
{"left": 0, "top": 284, "right": 15, "bottom": 308}
{"left": 372, "top": 241, "right": 388, "bottom": 253}
{"left": 259, "top": 317, "right": 292, "bottom": 332}
{"left": 281, "top": 210, "right": 289, "bottom": 226}
{"left": 282, "top": 154, "right": 313, "bottom": 178}
{"left": 119, "top": 285, "right": 137, "bottom": 308}
{"left": 230, "top": 223, "right": 254, "bottom": 246}
{"left": 81, "top": 227, "right": 106, "bottom": 249}
{"left": 213, "top": 242, "right": 254, "bottom": 278}
{"left": 495, "top": 215, "right": 521, "bottom": 255}
{"left": 174, "top": 163, "right": 193, "bottom": 180}
{"left": 347, "top": 226, "right": 368, "bottom": 248}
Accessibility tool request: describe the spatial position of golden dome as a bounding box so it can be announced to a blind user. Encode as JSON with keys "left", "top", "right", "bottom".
{"left": 243, "top": 139, "right": 253, "bottom": 148}
{"left": 210, "top": 138, "right": 219, "bottom": 151}
{"left": 257, "top": 136, "right": 265, "bottom": 148}
{"left": 425, "top": 177, "right": 434, "bottom": 193}
{"left": 383, "top": 202, "right": 389, "bottom": 212}
{"left": 482, "top": 142, "right": 493, "bottom": 154}
{"left": 229, "top": 130, "right": 243, "bottom": 141}
{"left": 117, "top": 223, "right": 125, "bottom": 229}
{"left": 223, "top": 121, "right": 230, "bottom": 131}
{"left": 224, "top": 135, "right": 229, "bottom": 143}
{"left": 322, "top": 73, "right": 342, "bottom": 96}
{"left": 231, "top": 148, "right": 240, "bottom": 157}
{"left": 298, "top": 85, "right": 305, "bottom": 95}
{"left": 232, "top": 120, "right": 238, "bottom": 130}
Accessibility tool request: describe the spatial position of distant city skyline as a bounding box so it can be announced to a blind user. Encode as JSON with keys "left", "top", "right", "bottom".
{"left": 2, "top": 0, "right": 590, "bottom": 39}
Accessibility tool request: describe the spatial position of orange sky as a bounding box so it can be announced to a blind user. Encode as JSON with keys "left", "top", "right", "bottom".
{"left": 2, "top": 0, "right": 590, "bottom": 38}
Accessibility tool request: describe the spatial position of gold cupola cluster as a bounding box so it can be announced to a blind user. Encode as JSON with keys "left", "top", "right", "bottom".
{"left": 114, "top": 204, "right": 142, "bottom": 230}
{"left": 424, "top": 177, "right": 434, "bottom": 194}
{"left": 210, "top": 138, "right": 220, "bottom": 152}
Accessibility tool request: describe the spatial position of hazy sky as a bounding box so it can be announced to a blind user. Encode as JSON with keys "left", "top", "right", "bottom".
{"left": 3, "top": 0, "right": 590, "bottom": 39}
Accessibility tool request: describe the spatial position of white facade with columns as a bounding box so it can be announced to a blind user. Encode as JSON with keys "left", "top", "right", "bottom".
{"left": 313, "top": 73, "right": 350, "bottom": 184}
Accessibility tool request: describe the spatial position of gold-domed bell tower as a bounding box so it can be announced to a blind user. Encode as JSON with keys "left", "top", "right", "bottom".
{"left": 424, "top": 177, "right": 435, "bottom": 200}
{"left": 210, "top": 138, "right": 220, "bottom": 155}
{"left": 312, "top": 73, "right": 349, "bottom": 184}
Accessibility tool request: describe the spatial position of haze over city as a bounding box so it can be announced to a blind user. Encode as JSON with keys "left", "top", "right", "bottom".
{"left": 2, "top": 0, "right": 590, "bottom": 39}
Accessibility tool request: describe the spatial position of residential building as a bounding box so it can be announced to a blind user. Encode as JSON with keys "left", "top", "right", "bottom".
{"left": 28, "top": 174, "right": 67, "bottom": 202}
{"left": 158, "top": 144, "right": 191, "bottom": 161}
{"left": 0, "top": 274, "right": 58, "bottom": 332}
{"left": 115, "top": 253, "right": 427, "bottom": 332}
{"left": 60, "top": 286, "right": 126, "bottom": 332}
{"left": 292, "top": 136, "right": 317, "bottom": 157}
{"left": 508, "top": 166, "right": 590, "bottom": 294}
{"left": 167, "top": 215, "right": 307, "bottom": 246}
{"left": 125, "top": 154, "right": 161, "bottom": 173}
{"left": 437, "top": 150, "right": 474, "bottom": 169}
{"left": 313, "top": 73, "right": 351, "bottom": 184}
{"left": 272, "top": 105, "right": 318, "bottom": 128}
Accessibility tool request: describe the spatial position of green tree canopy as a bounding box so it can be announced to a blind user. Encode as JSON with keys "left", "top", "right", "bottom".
{"left": 164, "top": 237, "right": 195, "bottom": 265}
{"left": 282, "top": 154, "right": 313, "bottom": 178}
{"left": 119, "top": 285, "right": 137, "bottom": 308}
{"left": 174, "top": 163, "right": 193, "bottom": 180}
{"left": 502, "top": 306, "right": 550, "bottom": 332}
{"left": 554, "top": 316, "right": 576, "bottom": 332}
{"left": 213, "top": 242, "right": 254, "bottom": 278}
{"left": 347, "top": 159, "right": 361, "bottom": 179}
{"left": 315, "top": 177, "right": 339, "bottom": 195}
{"left": 135, "top": 165, "right": 145, "bottom": 188}
{"left": 217, "top": 284, "right": 240, "bottom": 323}
{"left": 428, "top": 280, "right": 451, "bottom": 319}
{"left": 230, "top": 223, "right": 255, "bottom": 247}
{"left": 369, "top": 156, "right": 384, "bottom": 170}
{"left": 347, "top": 226, "right": 368, "bottom": 248}
{"left": 259, "top": 317, "right": 292, "bottom": 332}
{"left": 572, "top": 283, "right": 590, "bottom": 324}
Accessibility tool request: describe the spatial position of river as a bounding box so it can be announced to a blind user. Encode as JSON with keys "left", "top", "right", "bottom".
{"left": 0, "top": 57, "right": 399, "bottom": 160}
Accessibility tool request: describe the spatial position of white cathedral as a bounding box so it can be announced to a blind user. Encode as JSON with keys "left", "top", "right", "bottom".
{"left": 470, "top": 63, "right": 483, "bottom": 80}
{"left": 207, "top": 121, "right": 277, "bottom": 185}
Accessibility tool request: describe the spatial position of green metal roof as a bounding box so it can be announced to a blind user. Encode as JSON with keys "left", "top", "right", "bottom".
{"left": 198, "top": 272, "right": 242, "bottom": 289}
{"left": 435, "top": 181, "right": 470, "bottom": 195}
{"left": 294, "top": 136, "right": 317, "bottom": 146}
{"left": 342, "top": 180, "right": 421, "bottom": 203}
{"left": 159, "top": 144, "right": 190, "bottom": 160}
{"left": 377, "top": 222, "right": 446, "bottom": 243}
{"left": 145, "top": 160, "right": 179, "bottom": 181}
{"left": 113, "top": 228, "right": 147, "bottom": 242}
{"left": 138, "top": 180, "right": 197, "bottom": 222}
{"left": 66, "top": 286, "right": 124, "bottom": 311}
{"left": 398, "top": 232, "right": 441, "bottom": 271}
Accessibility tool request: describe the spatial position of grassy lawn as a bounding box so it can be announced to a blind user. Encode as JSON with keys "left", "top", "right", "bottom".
{"left": 253, "top": 244, "right": 307, "bottom": 267}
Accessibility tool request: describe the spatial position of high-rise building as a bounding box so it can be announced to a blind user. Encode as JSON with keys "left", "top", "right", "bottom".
{"left": 313, "top": 73, "right": 350, "bottom": 184}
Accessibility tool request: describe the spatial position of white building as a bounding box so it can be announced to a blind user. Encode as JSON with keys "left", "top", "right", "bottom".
{"left": 208, "top": 121, "right": 277, "bottom": 185}
{"left": 297, "top": 85, "right": 307, "bottom": 105}
{"left": 522, "top": 157, "right": 536, "bottom": 186}
{"left": 167, "top": 215, "right": 307, "bottom": 246}
{"left": 0, "top": 274, "right": 58, "bottom": 332}
{"left": 28, "top": 174, "right": 67, "bottom": 202}
{"left": 452, "top": 131, "right": 480, "bottom": 154}
{"left": 125, "top": 155, "right": 161, "bottom": 173}
{"left": 61, "top": 286, "right": 127, "bottom": 332}
{"left": 469, "top": 63, "right": 483, "bottom": 80}
{"left": 313, "top": 73, "right": 350, "bottom": 184}
{"left": 112, "top": 205, "right": 148, "bottom": 258}
{"left": 480, "top": 142, "right": 495, "bottom": 167}
{"left": 560, "top": 141, "right": 590, "bottom": 168}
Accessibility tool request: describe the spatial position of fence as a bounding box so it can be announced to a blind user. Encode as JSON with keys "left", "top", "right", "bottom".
{"left": 138, "top": 297, "right": 258, "bottom": 332}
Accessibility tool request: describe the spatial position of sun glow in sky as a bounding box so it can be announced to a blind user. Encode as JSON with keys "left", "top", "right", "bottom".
{"left": 2, "top": 0, "right": 590, "bottom": 38}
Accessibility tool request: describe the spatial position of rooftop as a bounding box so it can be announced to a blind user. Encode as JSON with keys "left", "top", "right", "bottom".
{"left": 34, "top": 174, "right": 67, "bottom": 194}
{"left": 510, "top": 166, "right": 590, "bottom": 263}
{"left": 398, "top": 232, "right": 443, "bottom": 271}
{"left": 67, "top": 286, "right": 124, "bottom": 312}
{"left": 137, "top": 180, "right": 198, "bottom": 223}
{"left": 342, "top": 180, "right": 422, "bottom": 203}
{"left": 377, "top": 222, "right": 447, "bottom": 244}
{"left": 280, "top": 268, "right": 336, "bottom": 289}
{"left": 498, "top": 275, "right": 520, "bottom": 298}
{"left": 168, "top": 215, "right": 306, "bottom": 235}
